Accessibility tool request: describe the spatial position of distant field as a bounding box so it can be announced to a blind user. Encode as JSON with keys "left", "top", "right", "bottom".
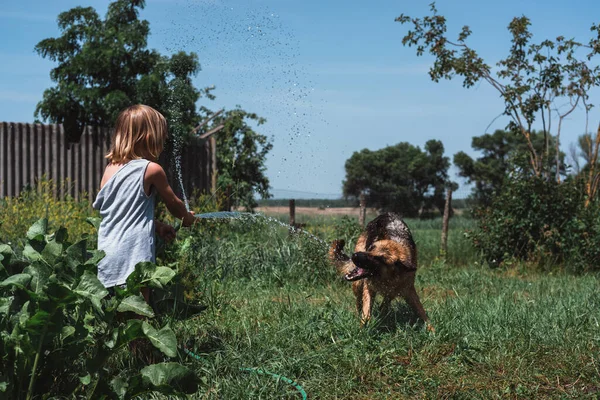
{"left": 253, "top": 206, "right": 466, "bottom": 221}
{"left": 254, "top": 206, "right": 377, "bottom": 217}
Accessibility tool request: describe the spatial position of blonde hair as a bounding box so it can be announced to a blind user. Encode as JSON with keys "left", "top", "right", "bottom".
{"left": 106, "top": 104, "right": 168, "bottom": 163}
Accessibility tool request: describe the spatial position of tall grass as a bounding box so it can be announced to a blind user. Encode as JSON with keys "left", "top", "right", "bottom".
{"left": 152, "top": 215, "right": 600, "bottom": 399}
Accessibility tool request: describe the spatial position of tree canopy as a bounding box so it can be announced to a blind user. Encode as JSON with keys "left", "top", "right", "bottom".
{"left": 34, "top": 0, "right": 208, "bottom": 142}
{"left": 35, "top": 0, "right": 273, "bottom": 205}
{"left": 343, "top": 140, "right": 450, "bottom": 217}
{"left": 455, "top": 130, "right": 565, "bottom": 205}
{"left": 206, "top": 108, "right": 272, "bottom": 211}
{"left": 396, "top": 3, "right": 600, "bottom": 183}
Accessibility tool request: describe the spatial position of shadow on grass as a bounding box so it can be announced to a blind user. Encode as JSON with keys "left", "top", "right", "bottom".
{"left": 152, "top": 285, "right": 208, "bottom": 320}
{"left": 368, "top": 301, "right": 427, "bottom": 334}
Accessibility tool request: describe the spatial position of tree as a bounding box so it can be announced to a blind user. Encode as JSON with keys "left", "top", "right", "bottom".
{"left": 342, "top": 140, "right": 450, "bottom": 217}
{"left": 455, "top": 130, "right": 565, "bottom": 205}
{"left": 34, "top": 0, "right": 209, "bottom": 142}
{"left": 204, "top": 108, "right": 272, "bottom": 211}
{"left": 568, "top": 130, "right": 600, "bottom": 202}
{"left": 34, "top": 0, "right": 274, "bottom": 205}
{"left": 396, "top": 4, "right": 600, "bottom": 184}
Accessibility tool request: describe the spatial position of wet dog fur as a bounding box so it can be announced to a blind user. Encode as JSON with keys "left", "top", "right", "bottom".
{"left": 329, "top": 213, "right": 430, "bottom": 328}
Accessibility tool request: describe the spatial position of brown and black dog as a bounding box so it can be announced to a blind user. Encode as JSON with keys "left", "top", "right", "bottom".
{"left": 329, "top": 213, "right": 431, "bottom": 329}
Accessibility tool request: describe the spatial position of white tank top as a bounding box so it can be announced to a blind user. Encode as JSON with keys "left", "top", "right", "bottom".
{"left": 92, "top": 159, "right": 155, "bottom": 288}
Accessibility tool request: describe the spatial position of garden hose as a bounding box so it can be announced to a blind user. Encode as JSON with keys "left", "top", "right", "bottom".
{"left": 182, "top": 346, "right": 308, "bottom": 400}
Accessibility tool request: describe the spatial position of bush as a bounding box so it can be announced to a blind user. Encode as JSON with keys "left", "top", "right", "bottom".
{"left": 0, "top": 178, "right": 96, "bottom": 244}
{"left": 469, "top": 175, "right": 600, "bottom": 272}
{"left": 0, "top": 219, "right": 199, "bottom": 398}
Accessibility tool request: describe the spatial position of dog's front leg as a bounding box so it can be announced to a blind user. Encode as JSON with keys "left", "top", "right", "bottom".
{"left": 360, "top": 284, "right": 375, "bottom": 326}
{"left": 352, "top": 281, "right": 363, "bottom": 318}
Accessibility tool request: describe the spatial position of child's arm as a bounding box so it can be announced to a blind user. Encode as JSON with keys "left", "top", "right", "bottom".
{"left": 145, "top": 162, "right": 196, "bottom": 227}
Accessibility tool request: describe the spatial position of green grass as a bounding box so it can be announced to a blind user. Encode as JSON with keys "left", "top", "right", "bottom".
{"left": 149, "top": 215, "right": 600, "bottom": 399}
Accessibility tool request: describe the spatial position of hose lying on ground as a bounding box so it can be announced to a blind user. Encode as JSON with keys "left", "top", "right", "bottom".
{"left": 182, "top": 346, "right": 308, "bottom": 400}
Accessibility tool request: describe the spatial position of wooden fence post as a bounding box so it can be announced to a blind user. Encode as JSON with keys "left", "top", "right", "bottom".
{"left": 289, "top": 199, "right": 296, "bottom": 227}
{"left": 441, "top": 188, "right": 452, "bottom": 257}
{"left": 359, "top": 193, "right": 366, "bottom": 227}
{"left": 210, "top": 136, "right": 217, "bottom": 194}
{"left": 225, "top": 185, "right": 232, "bottom": 211}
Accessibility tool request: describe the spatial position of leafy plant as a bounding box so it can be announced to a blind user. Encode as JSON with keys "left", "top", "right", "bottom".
{"left": 0, "top": 219, "right": 199, "bottom": 399}
{"left": 469, "top": 175, "right": 600, "bottom": 271}
{"left": 207, "top": 108, "right": 273, "bottom": 211}
{"left": 0, "top": 178, "right": 96, "bottom": 245}
{"left": 454, "top": 130, "right": 565, "bottom": 207}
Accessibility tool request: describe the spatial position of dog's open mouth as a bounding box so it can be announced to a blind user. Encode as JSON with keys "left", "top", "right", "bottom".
{"left": 344, "top": 266, "right": 374, "bottom": 281}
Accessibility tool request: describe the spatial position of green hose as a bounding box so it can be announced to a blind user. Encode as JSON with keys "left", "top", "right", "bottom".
{"left": 182, "top": 346, "right": 308, "bottom": 399}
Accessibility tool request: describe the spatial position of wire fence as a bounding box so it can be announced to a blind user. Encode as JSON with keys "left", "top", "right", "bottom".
{"left": 260, "top": 188, "right": 477, "bottom": 211}
{"left": 269, "top": 187, "right": 474, "bottom": 200}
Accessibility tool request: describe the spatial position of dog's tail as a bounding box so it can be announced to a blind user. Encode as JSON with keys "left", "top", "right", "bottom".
{"left": 328, "top": 240, "right": 355, "bottom": 276}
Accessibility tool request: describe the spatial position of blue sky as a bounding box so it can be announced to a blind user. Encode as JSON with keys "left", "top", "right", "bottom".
{"left": 2, "top": 0, "right": 600, "bottom": 199}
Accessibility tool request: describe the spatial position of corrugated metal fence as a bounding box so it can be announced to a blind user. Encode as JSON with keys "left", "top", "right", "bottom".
{"left": 0, "top": 122, "right": 215, "bottom": 201}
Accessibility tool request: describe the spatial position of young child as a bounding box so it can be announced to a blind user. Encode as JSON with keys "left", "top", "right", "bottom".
{"left": 93, "top": 104, "right": 196, "bottom": 295}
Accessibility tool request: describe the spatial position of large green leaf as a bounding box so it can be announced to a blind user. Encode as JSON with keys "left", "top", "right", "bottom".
{"left": 12, "top": 301, "right": 31, "bottom": 328}
{"left": 110, "top": 375, "right": 128, "bottom": 399}
{"left": 41, "top": 238, "right": 63, "bottom": 265}
{"left": 140, "top": 362, "right": 198, "bottom": 393}
{"left": 114, "top": 319, "right": 144, "bottom": 349}
{"left": 74, "top": 271, "right": 109, "bottom": 312}
{"left": 26, "top": 218, "right": 48, "bottom": 241}
{"left": 0, "top": 296, "right": 13, "bottom": 316}
{"left": 142, "top": 321, "right": 177, "bottom": 357}
{"left": 25, "top": 310, "right": 51, "bottom": 335}
{"left": 60, "top": 325, "right": 76, "bottom": 343}
{"left": 125, "top": 261, "right": 156, "bottom": 290}
{"left": 23, "top": 262, "right": 51, "bottom": 294}
{"left": 150, "top": 267, "right": 176, "bottom": 288}
{"left": 0, "top": 244, "right": 14, "bottom": 266}
{"left": 125, "top": 263, "right": 176, "bottom": 290}
{"left": 86, "top": 217, "right": 101, "bottom": 231}
{"left": 65, "top": 239, "right": 88, "bottom": 269}
{"left": 23, "top": 244, "right": 43, "bottom": 262}
{"left": 0, "top": 273, "right": 32, "bottom": 289}
{"left": 85, "top": 249, "right": 105, "bottom": 267}
{"left": 52, "top": 227, "right": 68, "bottom": 244}
{"left": 117, "top": 295, "right": 154, "bottom": 317}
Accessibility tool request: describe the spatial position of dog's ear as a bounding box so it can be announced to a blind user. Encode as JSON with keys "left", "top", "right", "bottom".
{"left": 329, "top": 240, "right": 350, "bottom": 262}
{"left": 332, "top": 240, "right": 345, "bottom": 253}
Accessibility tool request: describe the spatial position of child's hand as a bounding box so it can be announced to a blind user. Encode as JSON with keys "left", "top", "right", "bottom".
{"left": 182, "top": 210, "right": 197, "bottom": 227}
{"left": 156, "top": 222, "right": 177, "bottom": 242}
